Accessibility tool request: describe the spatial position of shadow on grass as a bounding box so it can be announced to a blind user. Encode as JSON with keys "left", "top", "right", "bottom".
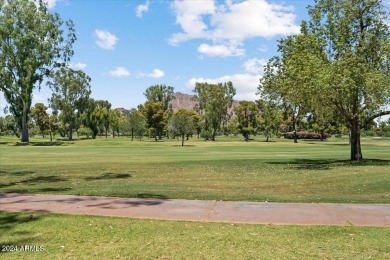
{"left": 0, "top": 170, "right": 35, "bottom": 176}
{"left": 0, "top": 211, "right": 44, "bottom": 233}
{"left": 15, "top": 141, "right": 68, "bottom": 146}
{"left": 267, "top": 159, "right": 390, "bottom": 170}
{"left": 0, "top": 212, "right": 47, "bottom": 253}
{"left": 0, "top": 175, "right": 67, "bottom": 189}
{"left": 136, "top": 193, "right": 168, "bottom": 199}
{"left": 84, "top": 173, "right": 132, "bottom": 181}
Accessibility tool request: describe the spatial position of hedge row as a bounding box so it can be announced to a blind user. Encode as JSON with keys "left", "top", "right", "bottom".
{"left": 284, "top": 131, "right": 331, "bottom": 139}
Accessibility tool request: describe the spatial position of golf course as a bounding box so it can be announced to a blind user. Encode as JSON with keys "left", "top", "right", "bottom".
{"left": 1, "top": 136, "right": 389, "bottom": 259}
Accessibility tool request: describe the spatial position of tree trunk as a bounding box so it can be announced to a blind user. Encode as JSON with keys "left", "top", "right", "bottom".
{"left": 292, "top": 117, "right": 298, "bottom": 143}
{"left": 182, "top": 133, "right": 185, "bottom": 146}
{"left": 266, "top": 135, "right": 269, "bottom": 142}
{"left": 21, "top": 105, "right": 29, "bottom": 142}
{"left": 350, "top": 121, "right": 363, "bottom": 161}
{"left": 131, "top": 130, "right": 134, "bottom": 141}
{"left": 68, "top": 122, "right": 73, "bottom": 141}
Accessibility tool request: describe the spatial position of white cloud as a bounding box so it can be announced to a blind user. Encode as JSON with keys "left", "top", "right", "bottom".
{"left": 68, "top": 62, "right": 87, "bottom": 70}
{"left": 148, "top": 69, "right": 165, "bottom": 78}
{"left": 169, "top": 0, "right": 299, "bottom": 57}
{"left": 109, "top": 67, "right": 130, "bottom": 77}
{"left": 95, "top": 29, "right": 118, "bottom": 50}
{"left": 186, "top": 73, "right": 261, "bottom": 101}
{"left": 210, "top": 0, "right": 299, "bottom": 41}
{"left": 139, "top": 69, "right": 165, "bottom": 78}
{"left": 169, "top": 0, "right": 215, "bottom": 45}
{"left": 243, "top": 58, "right": 267, "bottom": 74}
{"left": 198, "top": 43, "right": 245, "bottom": 57}
{"left": 136, "top": 1, "right": 150, "bottom": 18}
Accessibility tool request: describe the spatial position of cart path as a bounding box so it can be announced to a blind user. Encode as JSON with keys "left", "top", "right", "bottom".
{"left": 1, "top": 193, "right": 389, "bottom": 227}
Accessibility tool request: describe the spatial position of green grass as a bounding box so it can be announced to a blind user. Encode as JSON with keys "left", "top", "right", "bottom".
{"left": 0, "top": 135, "right": 389, "bottom": 203}
{"left": 1, "top": 211, "right": 389, "bottom": 259}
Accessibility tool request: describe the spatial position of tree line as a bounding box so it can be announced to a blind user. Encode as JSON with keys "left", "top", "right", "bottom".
{"left": 1, "top": 0, "right": 389, "bottom": 159}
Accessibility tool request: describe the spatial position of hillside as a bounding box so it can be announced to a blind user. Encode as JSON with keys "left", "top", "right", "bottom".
{"left": 171, "top": 92, "right": 240, "bottom": 117}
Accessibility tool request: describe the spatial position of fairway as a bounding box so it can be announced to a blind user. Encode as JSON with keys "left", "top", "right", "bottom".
{"left": 1, "top": 136, "right": 389, "bottom": 204}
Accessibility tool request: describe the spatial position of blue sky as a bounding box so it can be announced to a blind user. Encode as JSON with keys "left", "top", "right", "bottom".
{"left": 1, "top": 0, "right": 389, "bottom": 120}
{"left": 0, "top": 0, "right": 312, "bottom": 113}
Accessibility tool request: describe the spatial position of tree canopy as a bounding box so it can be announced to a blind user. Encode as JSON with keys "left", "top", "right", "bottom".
{"left": 48, "top": 67, "right": 91, "bottom": 140}
{"left": 0, "top": 0, "right": 76, "bottom": 142}
{"left": 194, "top": 82, "right": 236, "bottom": 141}
{"left": 259, "top": 0, "right": 390, "bottom": 160}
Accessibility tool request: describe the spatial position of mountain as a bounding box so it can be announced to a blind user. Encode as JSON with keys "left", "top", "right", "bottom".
{"left": 171, "top": 92, "right": 199, "bottom": 112}
{"left": 171, "top": 92, "right": 240, "bottom": 116}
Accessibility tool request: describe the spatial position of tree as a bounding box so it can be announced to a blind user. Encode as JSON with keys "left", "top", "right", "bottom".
{"left": 0, "top": 0, "right": 76, "bottom": 142}
{"left": 193, "top": 82, "right": 236, "bottom": 141}
{"left": 127, "top": 108, "right": 146, "bottom": 141}
{"left": 110, "top": 109, "right": 120, "bottom": 138}
{"left": 138, "top": 101, "right": 164, "bottom": 141}
{"left": 259, "top": 53, "right": 310, "bottom": 143}
{"left": 234, "top": 101, "right": 260, "bottom": 141}
{"left": 95, "top": 100, "right": 111, "bottom": 138}
{"left": 80, "top": 99, "right": 108, "bottom": 139}
{"left": 143, "top": 84, "right": 175, "bottom": 139}
{"left": 47, "top": 112, "right": 59, "bottom": 141}
{"left": 260, "top": 0, "right": 390, "bottom": 160}
{"left": 168, "top": 112, "right": 195, "bottom": 146}
{"left": 30, "top": 103, "right": 49, "bottom": 138}
{"left": 256, "top": 99, "right": 283, "bottom": 142}
{"left": 174, "top": 109, "right": 201, "bottom": 140}
{"left": 48, "top": 68, "right": 91, "bottom": 140}
{"left": 1, "top": 115, "right": 19, "bottom": 137}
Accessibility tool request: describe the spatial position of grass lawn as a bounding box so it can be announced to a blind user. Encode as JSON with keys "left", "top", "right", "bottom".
{"left": 1, "top": 211, "right": 389, "bottom": 259}
{"left": 0, "top": 135, "right": 389, "bottom": 203}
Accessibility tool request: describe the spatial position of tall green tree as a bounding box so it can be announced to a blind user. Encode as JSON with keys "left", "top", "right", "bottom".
{"left": 127, "top": 108, "right": 146, "bottom": 141}
{"left": 2, "top": 115, "right": 19, "bottom": 137}
{"left": 47, "top": 112, "right": 59, "bottom": 141}
{"left": 143, "top": 84, "right": 175, "bottom": 139}
{"left": 138, "top": 101, "right": 164, "bottom": 141}
{"left": 48, "top": 68, "right": 91, "bottom": 140}
{"left": 259, "top": 53, "right": 310, "bottom": 143}
{"left": 234, "top": 101, "right": 260, "bottom": 141}
{"left": 193, "top": 82, "right": 236, "bottom": 141}
{"left": 30, "top": 103, "right": 49, "bottom": 138}
{"left": 260, "top": 0, "right": 390, "bottom": 160}
{"left": 0, "top": 0, "right": 76, "bottom": 142}
{"left": 110, "top": 109, "right": 121, "bottom": 138}
{"left": 168, "top": 112, "right": 195, "bottom": 146}
{"left": 95, "top": 100, "right": 111, "bottom": 138}
{"left": 144, "top": 85, "right": 175, "bottom": 112}
{"left": 257, "top": 99, "right": 283, "bottom": 142}
{"left": 80, "top": 99, "right": 110, "bottom": 139}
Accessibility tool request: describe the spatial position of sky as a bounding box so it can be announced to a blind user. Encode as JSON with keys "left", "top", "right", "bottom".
{"left": 0, "top": 0, "right": 389, "bottom": 121}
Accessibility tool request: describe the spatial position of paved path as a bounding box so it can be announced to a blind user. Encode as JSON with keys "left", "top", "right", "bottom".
{"left": 1, "top": 193, "right": 389, "bottom": 227}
